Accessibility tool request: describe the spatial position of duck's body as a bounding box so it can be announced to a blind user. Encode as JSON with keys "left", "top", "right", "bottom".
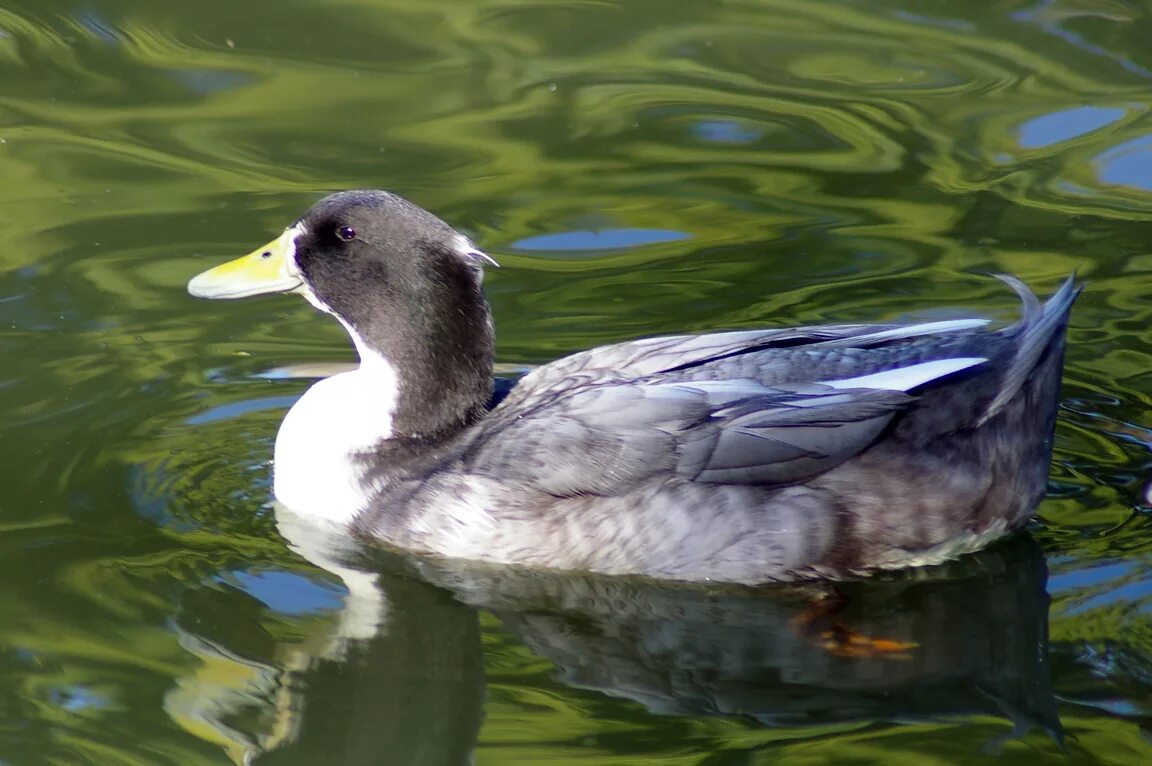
{"left": 189, "top": 190, "right": 1078, "bottom": 584}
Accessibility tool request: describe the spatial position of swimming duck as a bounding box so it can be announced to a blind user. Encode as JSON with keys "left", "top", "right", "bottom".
{"left": 187, "top": 190, "right": 1078, "bottom": 584}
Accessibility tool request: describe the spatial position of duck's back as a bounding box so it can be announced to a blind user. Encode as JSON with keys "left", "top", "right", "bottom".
{"left": 357, "top": 276, "right": 1078, "bottom": 584}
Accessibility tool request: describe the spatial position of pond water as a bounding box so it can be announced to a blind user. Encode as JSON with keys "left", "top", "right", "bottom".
{"left": 1, "top": 0, "right": 1151, "bottom": 763}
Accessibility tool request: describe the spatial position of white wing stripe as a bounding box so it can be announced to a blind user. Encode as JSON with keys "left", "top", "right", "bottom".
{"left": 822, "top": 357, "right": 986, "bottom": 392}
{"left": 820, "top": 318, "right": 990, "bottom": 345}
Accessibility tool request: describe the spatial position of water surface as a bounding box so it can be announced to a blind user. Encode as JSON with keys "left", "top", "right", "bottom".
{"left": 2, "top": 0, "right": 1152, "bottom": 763}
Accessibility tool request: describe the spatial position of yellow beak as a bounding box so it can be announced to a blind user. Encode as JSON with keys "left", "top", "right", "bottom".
{"left": 187, "top": 227, "right": 304, "bottom": 299}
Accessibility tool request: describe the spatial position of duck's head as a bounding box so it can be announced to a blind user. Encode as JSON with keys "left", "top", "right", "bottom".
{"left": 188, "top": 190, "right": 498, "bottom": 438}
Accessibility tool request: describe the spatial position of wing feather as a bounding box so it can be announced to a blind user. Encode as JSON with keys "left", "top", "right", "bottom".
{"left": 465, "top": 378, "right": 920, "bottom": 497}
{"left": 455, "top": 278, "right": 1079, "bottom": 499}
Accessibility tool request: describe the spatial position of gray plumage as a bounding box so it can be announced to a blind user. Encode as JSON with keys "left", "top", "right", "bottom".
{"left": 359, "top": 274, "right": 1079, "bottom": 584}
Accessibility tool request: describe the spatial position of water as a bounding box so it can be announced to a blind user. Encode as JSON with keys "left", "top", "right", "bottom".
{"left": 1, "top": 0, "right": 1151, "bottom": 763}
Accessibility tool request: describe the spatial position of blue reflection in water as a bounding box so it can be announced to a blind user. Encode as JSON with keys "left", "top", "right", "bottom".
{"left": 166, "top": 69, "right": 257, "bottom": 96}
{"left": 1096, "top": 135, "right": 1152, "bottom": 191}
{"left": 50, "top": 685, "right": 107, "bottom": 712}
{"left": 1012, "top": 0, "right": 1152, "bottom": 78}
{"left": 222, "top": 569, "right": 345, "bottom": 615}
{"left": 1049, "top": 559, "right": 1152, "bottom": 617}
{"left": 1018, "top": 106, "right": 1127, "bottom": 149}
{"left": 186, "top": 395, "right": 299, "bottom": 425}
{"left": 1048, "top": 559, "right": 1130, "bottom": 592}
{"left": 1067, "top": 575, "right": 1152, "bottom": 617}
{"left": 693, "top": 119, "right": 764, "bottom": 145}
{"left": 75, "top": 12, "right": 120, "bottom": 46}
{"left": 513, "top": 228, "right": 691, "bottom": 252}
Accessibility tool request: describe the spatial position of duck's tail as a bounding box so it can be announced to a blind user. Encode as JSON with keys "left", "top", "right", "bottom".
{"left": 977, "top": 274, "right": 1081, "bottom": 425}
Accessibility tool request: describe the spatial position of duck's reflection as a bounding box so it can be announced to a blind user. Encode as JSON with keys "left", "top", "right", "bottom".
{"left": 413, "top": 536, "right": 1059, "bottom": 740}
{"left": 251, "top": 573, "right": 484, "bottom": 766}
{"left": 169, "top": 517, "right": 1059, "bottom": 764}
{"left": 166, "top": 509, "right": 485, "bottom": 766}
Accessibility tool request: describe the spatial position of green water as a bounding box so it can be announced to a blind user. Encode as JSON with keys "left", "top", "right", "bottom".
{"left": 2, "top": 0, "right": 1151, "bottom": 763}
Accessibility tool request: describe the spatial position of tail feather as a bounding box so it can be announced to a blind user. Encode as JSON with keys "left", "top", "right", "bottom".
{"left": 978, "top": 274, "right": 1080, "bottom": 425}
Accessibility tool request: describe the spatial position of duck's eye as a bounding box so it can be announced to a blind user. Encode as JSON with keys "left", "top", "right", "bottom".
{"left": 336, "top": 226, "right": 357, "bottom": 242}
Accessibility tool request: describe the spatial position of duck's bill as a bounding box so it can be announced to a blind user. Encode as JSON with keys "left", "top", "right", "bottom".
{"left": 187, "top": 228, "right": 303, "bottom": 299}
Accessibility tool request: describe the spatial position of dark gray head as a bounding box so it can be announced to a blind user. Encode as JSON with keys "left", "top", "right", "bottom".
{"left": 189, "top": 190, "right": 498, "bottom": 440}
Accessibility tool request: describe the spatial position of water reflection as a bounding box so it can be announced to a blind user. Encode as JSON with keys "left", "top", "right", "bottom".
{"left": 512, "top": 227, "right": 692, "bottom": 253}
{"left": 168, "top": 512, "right": 1060, "bottom": 763}
{"left": 1096, "top": 135, "right": 1152, "bottom": 192}
{"left": 167, "top": 561, "right": 484, "bottom": 766}
{"left": 1017, "top": 106, "right": 1127, "bottom": 150}
{"left": 0, "top": 0, "right": 1151, "bottom": 761}
{"left": 419, "top": 537, "right": 1061, "bottom": 748}
{"left": 1012, "top": 0, "right": 1151, "bottom": 78}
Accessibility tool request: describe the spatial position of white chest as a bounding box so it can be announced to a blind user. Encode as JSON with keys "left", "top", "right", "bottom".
{"left": 272, "top": 362, "right": 398, "bottom": 523}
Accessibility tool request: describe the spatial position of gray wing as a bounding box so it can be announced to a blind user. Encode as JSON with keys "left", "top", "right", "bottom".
{"left": 458, "top": 277, "right": 1076, "bottom": 499}
{"left": 468, "top": 316, "right": 999, "bottom": 498}
{"left": 498, "top": 319, "right": 990, "bottom": 411}
{"left": 462, "top": 378, "right": 916, "bottom": 497}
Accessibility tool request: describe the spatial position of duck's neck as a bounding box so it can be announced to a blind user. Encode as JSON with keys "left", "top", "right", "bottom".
{"left": 342, "top": 271, "right": 494, "bottom": 442}
{"left": 273, "top": 256, "right": 494, "bottom": 522}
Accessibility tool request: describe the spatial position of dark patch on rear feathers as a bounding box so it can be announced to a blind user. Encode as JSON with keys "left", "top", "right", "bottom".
{"left": 812, "top": 494, "right": 864, "bottom": 575}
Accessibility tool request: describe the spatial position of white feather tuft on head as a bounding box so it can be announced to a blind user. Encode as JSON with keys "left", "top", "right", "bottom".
{"left": 453, "top": 235, "right": 499, "bottom": 268}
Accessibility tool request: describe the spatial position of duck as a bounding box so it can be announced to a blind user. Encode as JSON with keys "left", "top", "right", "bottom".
{"left": 187, "top": 190, "right": 1079, "bottom": 585}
